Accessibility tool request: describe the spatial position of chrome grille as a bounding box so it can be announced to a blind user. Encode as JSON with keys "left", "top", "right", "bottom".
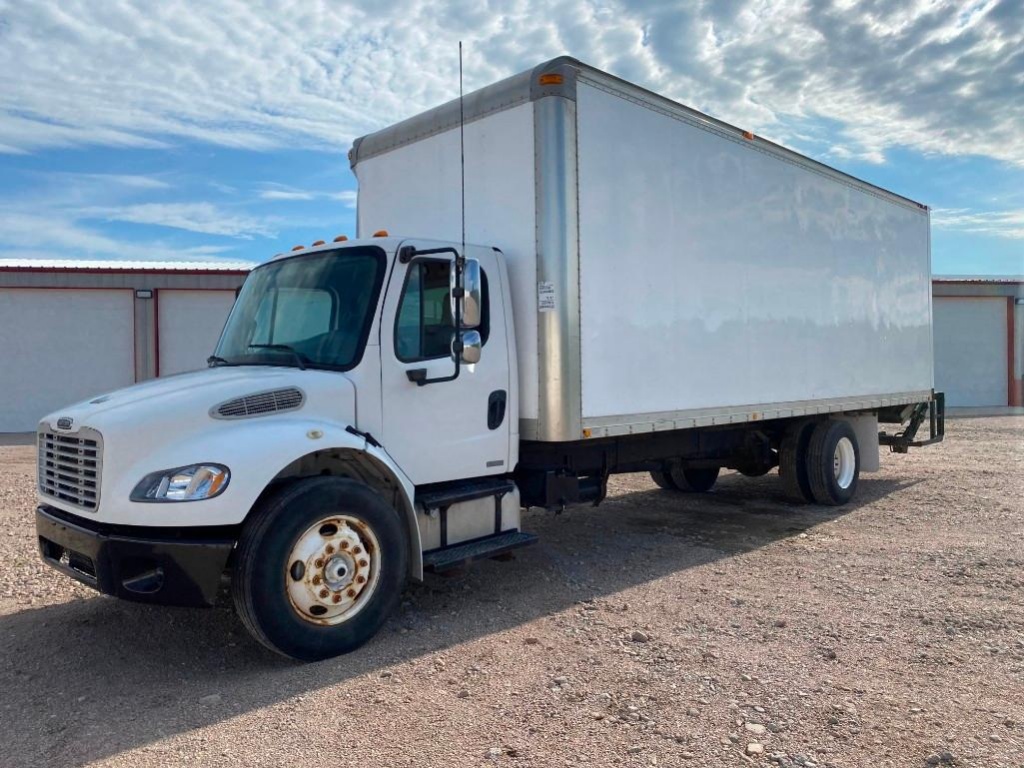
{"left": 38, "top": 428, "right": 103, "bottom": 511}
{"left": 214, "top": 387, "right": 304, "bottom": 419}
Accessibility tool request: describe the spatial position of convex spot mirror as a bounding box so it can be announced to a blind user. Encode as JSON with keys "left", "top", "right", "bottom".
{"left": 449, "top": 258, "right": 482, "bottom": 329}
{"left": 454, "top": 330, "right": 482, "bottom": 364}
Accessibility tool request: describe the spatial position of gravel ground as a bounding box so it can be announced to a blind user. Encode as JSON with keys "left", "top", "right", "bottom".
{"left": 1, "top": 417, "right": 1022, "bottom": 768}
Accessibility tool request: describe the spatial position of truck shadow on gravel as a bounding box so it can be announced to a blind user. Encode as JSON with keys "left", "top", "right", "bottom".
{"left": 0, "top": 473, "right": 915, "bottom": 767}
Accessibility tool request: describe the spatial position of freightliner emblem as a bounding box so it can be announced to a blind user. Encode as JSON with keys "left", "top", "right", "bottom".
{"left": 56, "top": 417, "right": 74, "bottom": 430}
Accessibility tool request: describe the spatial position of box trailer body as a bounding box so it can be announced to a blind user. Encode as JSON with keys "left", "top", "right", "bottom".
{"left": 351, "top": 58, "right": 934, "bottom": 444}
{"left": 34, "top": 58, "right": 943, "bottom": 661}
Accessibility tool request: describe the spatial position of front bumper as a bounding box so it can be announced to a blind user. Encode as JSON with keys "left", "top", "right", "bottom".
{"left": 36, "top": 505, "right": 236, "bottom": 607}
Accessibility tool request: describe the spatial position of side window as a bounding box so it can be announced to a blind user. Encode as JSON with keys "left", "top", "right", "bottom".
{"left": 395, "top": 259, "right": 491, "bottom": 362}
{"left": 396, "top": 260, "right": 453, "bottom": 361}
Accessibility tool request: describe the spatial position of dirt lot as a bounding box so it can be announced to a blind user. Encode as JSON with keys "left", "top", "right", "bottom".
{"left": 1, "top": 417, "right": 1022, "bottom": 768}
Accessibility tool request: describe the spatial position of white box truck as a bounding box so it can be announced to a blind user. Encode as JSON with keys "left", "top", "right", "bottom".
{"left": 35, "top": 58, "right": 943, "bottom": 660}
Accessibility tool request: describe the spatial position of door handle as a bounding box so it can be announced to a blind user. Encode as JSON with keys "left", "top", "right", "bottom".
{"left": 487, "top": 390, "right": 507, "bottom": 430}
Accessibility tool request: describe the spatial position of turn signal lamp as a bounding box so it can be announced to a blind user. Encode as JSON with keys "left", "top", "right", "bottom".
{"left": 291, "top": 245, "right": 304, "bottom": 251}
{"left": 539, "top": 73, "right": 563, "bottom": 86}
{"left": 333, "top": 235, "right": 348, "bottom": 242}
{"left": 742, "top": 130, "right": 754, "bottom": 140}
{"left": 373, "top": 230, "right": 389, "bottom": 237}
{"left": 312, "top": 240, "right": 326, "bottom": 246}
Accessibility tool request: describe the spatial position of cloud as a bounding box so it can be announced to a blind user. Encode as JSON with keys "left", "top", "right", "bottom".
{"left": 258, "top": 185, "right": 357, "bottom": 206}
{"left": 78, "top": 202, "right": 276, "bottom": 238}
{"left": 0, "top": 211, "right": 250, "bottom": 263}
{"left": 331, "top": 190, "right": 358, "bottom": 209}
{"left": 0, "top": 0, "right": 1020, "bottom": 166}
{"left": 259, "top": 189, "right": 315, "bottom": 201}
{"left": 47, "top": 172, "right": 171, "bottom": 190}
{"left": 933, "top": 207, "right": 1024, "bottom": 239}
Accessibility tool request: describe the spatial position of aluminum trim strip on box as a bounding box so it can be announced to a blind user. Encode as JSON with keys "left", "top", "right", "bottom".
{"left": 350, "top": 57, "right": 580, "bottom": 169}
{"left": 533, "top": 95, "right": 582, "bottom": 442}
{"left": 579, "top": 391, "right": 933, "bottom": 438}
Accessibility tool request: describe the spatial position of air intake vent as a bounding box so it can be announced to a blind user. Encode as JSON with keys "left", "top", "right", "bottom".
{"left": 213, "top": 388, "right": 305, "bottom": 419}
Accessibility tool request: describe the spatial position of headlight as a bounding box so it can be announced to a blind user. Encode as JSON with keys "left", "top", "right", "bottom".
{"left": 131, "top": 464, "right": 230, "bottom": 502}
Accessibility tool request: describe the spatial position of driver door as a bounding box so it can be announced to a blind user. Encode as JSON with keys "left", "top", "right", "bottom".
{"left": 379, "top": 241, "right": 511, "bottom": 486}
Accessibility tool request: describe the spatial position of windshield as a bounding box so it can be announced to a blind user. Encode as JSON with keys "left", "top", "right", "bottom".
{"left": 215, "top": 247, "right": 386, "bottom": 371}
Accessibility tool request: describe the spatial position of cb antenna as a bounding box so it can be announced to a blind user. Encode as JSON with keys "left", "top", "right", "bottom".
{"left": 458, "top": 41, "right": 466, "bottom": 269}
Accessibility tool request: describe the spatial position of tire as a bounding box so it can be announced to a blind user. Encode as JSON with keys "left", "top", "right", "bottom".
{"left": 806, "top": 420, "right": 860, "bottom": 506}
{"left": 737, "top": 455, "right": 775, "bottom": 477}
{"left": 668, "top": 466, "right": 720, "bottom": 493}
{"left": 779, "top": 421, "right": 815, "bottom": 503}
{"left": 650, "top": 469, "right": 677, "bottom": 490}
{"left": 231, "top": 476, "right": 407, "bottom": 661}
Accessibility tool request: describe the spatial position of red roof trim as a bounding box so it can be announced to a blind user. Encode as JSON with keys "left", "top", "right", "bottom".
{"left": 0, "top": 266, "right": 251, "bottom": 275}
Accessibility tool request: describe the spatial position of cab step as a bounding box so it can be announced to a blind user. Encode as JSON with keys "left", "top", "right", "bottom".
{"left": 423, "top": 530, "right": 537, "bottom": 573}
{"left": 416, "top": 477, "right": 517, "bottom": 512}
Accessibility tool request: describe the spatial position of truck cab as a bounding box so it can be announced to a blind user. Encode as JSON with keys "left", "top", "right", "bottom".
{"left": 36, "top": 235, "right": 530, "bottom": 661}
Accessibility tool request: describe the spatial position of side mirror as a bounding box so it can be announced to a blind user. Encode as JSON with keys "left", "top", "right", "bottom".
{"left": 457, "top": 330, "right": 482, "bottom": 364}
{"left": 449, "top": 258, "right": 482, "bottom": 329}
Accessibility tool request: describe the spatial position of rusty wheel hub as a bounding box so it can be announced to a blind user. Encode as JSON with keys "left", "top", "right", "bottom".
{"left": 286, "top": 515, "right": 381, "bottom": 625}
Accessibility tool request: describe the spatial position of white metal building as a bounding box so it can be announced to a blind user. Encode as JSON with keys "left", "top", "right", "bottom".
{"left": 0, "top": 260, "right": 250, "bottom": 432}
{"left": 932, "top": 277, "right": 1023, "bottom": 408}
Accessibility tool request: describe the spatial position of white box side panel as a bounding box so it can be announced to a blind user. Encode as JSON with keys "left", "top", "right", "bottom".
{"left": 158, "top": 289, "right": 237, "bottom": 377}
{"left": 0, "top": 288, "right": 135, "bottom": 432}
{"left": 576, "top": 82, "right": 933, "bottom": 420}
{"left": 355, "top": 103, "right": 539, "bottom": 419}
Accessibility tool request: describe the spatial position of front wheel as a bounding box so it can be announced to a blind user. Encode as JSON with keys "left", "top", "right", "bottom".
{"left": 231, "top": 477, "right": 407, "bottom": 661}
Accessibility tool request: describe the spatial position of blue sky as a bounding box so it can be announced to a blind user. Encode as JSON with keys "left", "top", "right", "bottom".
{"left": 1, "top": 0, "right": 1022, "bottom": 275}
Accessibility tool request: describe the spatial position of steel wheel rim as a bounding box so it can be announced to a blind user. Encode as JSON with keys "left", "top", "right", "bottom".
{"left": 285, "top": 515, "right": 382, "bottom": 626}
{"left": 833, "top": 436, "right": 856, "bottom": 489}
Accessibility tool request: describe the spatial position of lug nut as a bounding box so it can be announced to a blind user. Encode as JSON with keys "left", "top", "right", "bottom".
{"left": 358, "top": 559, "right": 368, "bottom": 568}
{"left": 332, "top": 594, "right": 341, "bottom": 603}
{"left": 314, "top": 558, "right": 324, "bottom": 568}
{"left": 356, "top": 575, "right": 366, "bottom": 584}
{"left": 319, "top": 588, "right": 329, "bottom": 598}
{"left": 347, "top": 589, "right": 356, "bottom": 598}
{"left": 326, "top": 545, "right": 335, "bottom": 554}
{"left": 312, "top": 575, "right": 321, "bottom": 585}
{"left": 340, "top": 541, "right": 349, "bottom": 550}
{"left": 353, "top": 546, "right": 362, "bottom": 555}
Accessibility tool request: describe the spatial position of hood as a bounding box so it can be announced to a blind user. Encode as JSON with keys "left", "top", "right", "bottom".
{"left": 39, "top": 366, "right": 356, "bottom": 437}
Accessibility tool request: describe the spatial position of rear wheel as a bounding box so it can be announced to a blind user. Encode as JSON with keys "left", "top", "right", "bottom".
{"left": 737, "top": 454, "right": 776, "bottom": 477}
{"left": 806, "top": 420, "right": 860, "bottom": 506}
{"left": 650, "top": 469, "right": 677, "bottom": 490}
{"left": 231, "top": 476, "right": 407, "bottom": 661}
{"left": 668, "top": 466, "right": 720, "bottom": 493}
{"left": 779, "top": 421, "right": 815, "bottom": 503}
